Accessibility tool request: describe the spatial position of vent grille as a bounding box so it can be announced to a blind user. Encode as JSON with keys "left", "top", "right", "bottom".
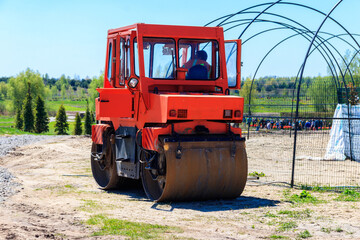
{"left": 177, "top": 109, "right": 188, "bottom": 118}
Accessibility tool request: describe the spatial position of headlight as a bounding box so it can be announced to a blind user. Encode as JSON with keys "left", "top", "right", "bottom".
{"left": 128, "top": 78, "right": 138, "bottom": 88}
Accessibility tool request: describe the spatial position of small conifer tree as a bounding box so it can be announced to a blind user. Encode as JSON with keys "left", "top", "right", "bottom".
{"left": 34, "top": 96, "right": 49, "bottom": 133}
{"left": 23, "top": 82, "right": 34, "bottom": 132}
{"left": 74, "top": 112, "right": 82, "bottom": 135}
{"left": 90, "top": 110, "right": 95, "bottom": 123}
{"left": 84, "top": 105, "right": 92, "bottom": 135}
{"left": 15, "top": 107, "right": 23, "bottom": 130}
{"left": 55, "top": 104, "right": 69, "bottom": 135}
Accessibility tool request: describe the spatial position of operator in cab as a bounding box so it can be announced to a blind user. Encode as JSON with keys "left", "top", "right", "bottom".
{"left": 183, "top": 50, "right": 211, "bottom": 79}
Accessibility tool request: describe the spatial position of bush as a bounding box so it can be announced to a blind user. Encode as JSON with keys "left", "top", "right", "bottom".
{"left": 84, "top": 105, "right": 92, "bottom": 135}
{"left": 74, "top": 112, "right": 82, "bottom": 135}
{"left": 34, "top": 96, "right": 49, "bottom": 133}
{"left": 15, "top": 107, "right": 23, "bottom": 130}
{"left": 23, "top": 83, "right": 34, "bottom": 132}
{"left": 55, "top": 104, "right": 69, "bottom": 135}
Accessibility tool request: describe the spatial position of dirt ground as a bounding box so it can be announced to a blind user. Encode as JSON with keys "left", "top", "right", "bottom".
{"left": 0, "top": 135, "right": 360, "bottom": 239}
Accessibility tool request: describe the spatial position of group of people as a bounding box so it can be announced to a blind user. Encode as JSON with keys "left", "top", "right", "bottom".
{"left": 244, "top": 117, "right": 332, "bottom": 131}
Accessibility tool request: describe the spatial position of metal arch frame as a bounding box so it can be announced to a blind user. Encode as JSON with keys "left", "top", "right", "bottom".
{"left": 291, "top": 0, "right": 344, "bottom": 187}
{"left": 219, "top": 10, "right": 357, "bottom": 86}
{"left": 219, "top": 18, "right": 346, "bottom": 125}
{"left": 216, "top": 10, "right": 357, "bottom": 105}
{"left": 222, "top": 19, "right": 339, "bottom": 84}
{"left": 207, "top": 1, "right": 360, "bottom": 51}
{"left": 208, "top": 1, "right": 360, "bottom": 82}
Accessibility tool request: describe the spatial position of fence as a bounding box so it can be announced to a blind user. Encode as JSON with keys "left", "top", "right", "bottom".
{"left": 206, "top": 1, "right": 360, "bottom": 190}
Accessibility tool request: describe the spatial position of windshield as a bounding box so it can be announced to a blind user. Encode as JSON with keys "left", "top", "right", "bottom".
{"left": 134, "top": 38, "right": 175, "bottom": 79}
{"left": 179, "top": 39, "right": 219, "bottom": 80}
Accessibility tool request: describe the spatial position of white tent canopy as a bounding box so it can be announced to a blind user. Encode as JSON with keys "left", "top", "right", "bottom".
{"left": 325, "top": 104, "right": 360, "bottom": 161}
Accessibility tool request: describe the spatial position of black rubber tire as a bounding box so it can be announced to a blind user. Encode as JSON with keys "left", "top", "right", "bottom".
{"left": 91, "top": 141, "right": 121, "bottom": 190}
{"left": 140, "top": 151, "right": 166, "bottom": 201}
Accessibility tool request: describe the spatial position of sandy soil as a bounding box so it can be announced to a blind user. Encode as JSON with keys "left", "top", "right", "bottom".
{"left": 0, "top": 135, "right": 360, "bottom": 239}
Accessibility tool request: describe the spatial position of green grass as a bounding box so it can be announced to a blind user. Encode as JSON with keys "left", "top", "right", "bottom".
{"left": 0, "top": 116, "right": 15, "bottom": 127}
{"left": 298, "top": 230, "right": 312, "bottom": 239}
{"left": 86, "top": 214, "right": 182, "bottom": 238}
{"left": 300, "top": 185, "right": 338, "bottom": 192}
{"left": 278, "top": 209, "right": 311, "bottom": 219}
{"left": 270, "top": 235, "right": 289, "bottom": 239}
{"left": 287, "top": 190, "right": 322, "bottom": 204}
{"left": 0, "top": 99, "right": 89, "bottom": 135}
{"left": 46, "top": 119, "right": 86, "bottom": 135}
{"left": 264, "top": 212, "right": 277, "bottom": 218}
{"left": 335, "top": 189, "right": 360, "bottom": 202}
{"left": 0, "top": 115, "right": 86, "bottom": 135}
{"left": 277, "top": 221, "right": 297, "bottom": 232}
{"left": 249, "top": 171, "right": 266, "bottom": 177}
{"left": 321, "top": 227, "right": 331, "bottom": 233}
{"left": 47, "top": 100, "right": 88, "bottom": 112}
{"left": 0, "top": 127, "right": 35, "bottom": 135}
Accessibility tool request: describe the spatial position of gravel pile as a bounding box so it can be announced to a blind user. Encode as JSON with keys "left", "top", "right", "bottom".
{"left": 0, "top": 167, "right": 20, "bottom": 202}
{"left": 0, "top": 135, "right": 56, "bottom": 202}
{"left": 0, "top": 135, "right": 55, "bottom": 157}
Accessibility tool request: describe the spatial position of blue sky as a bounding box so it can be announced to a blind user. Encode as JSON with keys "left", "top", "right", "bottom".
{"left": 0, "top": 0, "right": 359, "bottom": 79}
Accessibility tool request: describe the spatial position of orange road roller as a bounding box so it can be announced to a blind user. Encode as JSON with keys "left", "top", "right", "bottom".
{"left": 91, "top": 23, "right": 247, "bottom": 201}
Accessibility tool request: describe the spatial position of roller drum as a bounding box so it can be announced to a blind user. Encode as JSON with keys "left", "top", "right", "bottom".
{"left": 141, "top": 141, "right": 247, "bottom": 202}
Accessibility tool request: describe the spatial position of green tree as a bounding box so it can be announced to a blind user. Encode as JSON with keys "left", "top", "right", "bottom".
{"left": 55, "top": 104, "right": 69, "bottom": 135}
{"left": 60, "top": 84, "right": 67, "bottom": 100}
{"left": 8, "top": 68, "right": 46, "bottom": 113}
{"left": 84, "top": 104, "right": 92, "bottom": 135}
{"left": 239, "top": 78, "right": 258, "bottom": 114}
{"left": 308, "top": 76, "right": 337, "bottom": 112}
{"left": 22, "top": 83, "right": 34, "bottom": 132}
{"left": 50, "top": 85, "right": 58, "bottom": 100}
{"left": 0, "top": 82, "right": 7, "bottom": 100}
{"left": 15, "top": 107, "right": 23, "bottom": 130}
{"left": 74, "top": 112, "right": 82, "bottom": 135}
{"left": 34, "top": 96, "right": 49, "bottom": 133}
{"left": 88, "top": 73, "right": 104, "bottom": 111}
{"left": 56, "top": 74, "right": 70, "bottom": 91}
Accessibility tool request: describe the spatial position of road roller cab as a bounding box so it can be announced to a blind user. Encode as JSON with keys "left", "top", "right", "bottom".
{"left": 91, "top": 23, "right": 247, "bottom": 201}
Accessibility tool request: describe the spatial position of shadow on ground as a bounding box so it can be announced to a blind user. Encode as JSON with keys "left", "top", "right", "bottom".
{"left": 151, "top": 196, "right": 280, "bottom": 212}
{"left": 105, "top": 186, "right": 280, "bottom": 212}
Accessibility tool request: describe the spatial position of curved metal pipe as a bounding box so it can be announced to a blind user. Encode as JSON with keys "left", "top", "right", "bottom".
{"left": 291, "top": 0, "right": 344, "bottom": 187}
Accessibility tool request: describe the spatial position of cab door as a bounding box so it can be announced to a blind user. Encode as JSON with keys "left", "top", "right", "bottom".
{"left": 225, "top": 39, "right": 241, "bottom": 89}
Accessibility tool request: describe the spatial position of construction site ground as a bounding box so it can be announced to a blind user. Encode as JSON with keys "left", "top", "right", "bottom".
{"left": 0, "top": 135, "right": 359, "bottom": 239}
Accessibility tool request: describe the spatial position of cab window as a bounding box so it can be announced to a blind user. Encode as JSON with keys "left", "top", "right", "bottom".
{"left": 134, "top": 38, "right": 175, "bottom": 79}
{"left": 178, "top": 39, "right": 219, "bottom": 80}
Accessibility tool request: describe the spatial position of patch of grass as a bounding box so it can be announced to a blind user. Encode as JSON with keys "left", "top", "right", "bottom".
{"left": 335, "top": 227, "right": 343, "bottom": 232}
{"left": 78, "top": 199, "right": 103, "bottom": 213}
{"left": 278, "top": 209, "right": 311, "bottom": 219}
{"left": 321, "top": 227, "right": 331, "bottom": 233}
{"left": 335, "top": 189, "right": 360, "bottom": 202}
{"left": 0, "top": 127, "right": 35, "bottom": 135}
{"left": 86, "top": 214, "right": 182, "bottom": 238}
{"left": 300, "top": 185, "right": 335, "bottom": 192}
{"left": 277, "top": 221, "right": 297, "bottom": 232}
{"left": 298, "top": 230, "right": 311, "bottom": 239}
{"left": 264, "top": 212, "right": 277, "bottom": 218}
{"left": 249, "top": 171, "right": 266, "bottom": 177}
{"left": 47, "top": 100, "right": 88, "bottom": 112}
{"left": 288, "top": 190, "right": 321, "bottom": 204}
{"left": 270, "top": 235, "right": 289, "bottom": 239}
